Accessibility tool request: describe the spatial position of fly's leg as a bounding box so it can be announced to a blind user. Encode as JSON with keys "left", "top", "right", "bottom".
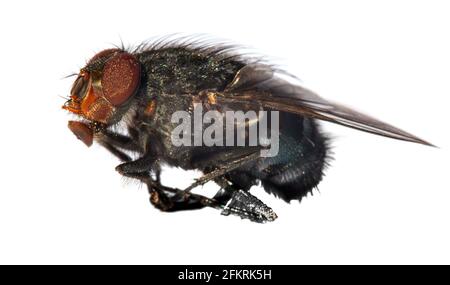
{"left": 213, "top": 170, "right": 259, "bottom": 202}
{"left": 96, "top": 130, "right": 170, "bottom": 209}
{"left": 98, "top": 141, "right": 132, "bottom": 162}
{"left": 113, "top": 151, "right": 177, "bottom": 211}
{"left": 166, "top": 150, "right": 259, "bottom": 209}
{"left": 212, "top": 177, "right": 236, "bottom": 204}
{"left": 148, "top": 182, "right": 218, "bottom": 212}
{"left": 117, "top": 158, "right": 218, "bottom": 211}
{"left": 98, "top": 135, "right": 221, "bottom": 212}
{"left": 96, "top": 129, "right": 141, "bottom": 152}
{"left": 97, "top": 131, "right": 275, "bottom": 221}
{"left": 114, "top": 152, "right": 158, "bottom": 175}
{"left": 119, "top": 170, "right": 222, "bottom": 212}
{"left": 183, "top": 150, "right": 261, "bottom": 192}
{"left": 213, "top": 176, "right": 277, "bottom": 223}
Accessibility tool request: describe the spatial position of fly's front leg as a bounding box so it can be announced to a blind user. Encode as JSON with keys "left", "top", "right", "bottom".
{"left": 95, "top": 128, "right": 142, "bottom": 163}
{"left": 117, "top": 170, "right": 175, "bottom": 211}
{"left": 115, "top": 151, "right": 214, "bottom": 212}
{"left": 121, "top": 171, "right": 217, "bottom": 212}
{"left": 96, "top": 130, "right": 169, "bottom": 209}
{"left": 96, "top": 129, "right": 142, "bottom": 152}
{"left": 114, "top": 152, "right": 158, "bottom": 176}
{"left": 97, "top": 130, "right": 225, "bottom": 212}
{"left": 98, "top": 141, "right": 132, "bottom": 162}
{"left": 112, "top": 151, "right": 173, "bottom": 210}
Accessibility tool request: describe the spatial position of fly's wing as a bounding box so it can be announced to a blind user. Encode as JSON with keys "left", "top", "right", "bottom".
{"left": 214, "top": 64, "right": 433, "bottom": 146}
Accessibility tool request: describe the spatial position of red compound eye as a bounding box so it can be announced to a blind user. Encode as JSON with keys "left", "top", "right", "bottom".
{"left": 88, "top": 48, "right": 120, "bottom": 64}
{"left": 101, "top": 52, "right": 141, "bottom": 106}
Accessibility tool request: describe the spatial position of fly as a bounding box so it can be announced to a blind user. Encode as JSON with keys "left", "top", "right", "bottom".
{"left": 62, "top": 36, "right": 433, "bottom": 223}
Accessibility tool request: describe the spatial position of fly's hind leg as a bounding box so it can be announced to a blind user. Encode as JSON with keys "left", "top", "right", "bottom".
{"left": 212, "top": 173, "right": 256, "bottom": 204}
{"left": 181, "top": 149, "right": 261, "bottom": 205}
{"left": 213, "top": 176, "right": 277, "bottom": 223}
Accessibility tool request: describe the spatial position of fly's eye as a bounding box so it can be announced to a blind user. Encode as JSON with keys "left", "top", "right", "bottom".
{"left": 101, "top": 52, "right": 141, "bottom": 106}
{"left": 70, "top": 72, "right": 89, "bottom": 100}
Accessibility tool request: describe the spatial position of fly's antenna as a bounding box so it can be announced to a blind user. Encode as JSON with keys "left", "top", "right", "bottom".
{"left": 58, "top": 94, "right": 70, "bottom": 101}
{"left": 61, "top": 73, "right": 78, "bottom": 80}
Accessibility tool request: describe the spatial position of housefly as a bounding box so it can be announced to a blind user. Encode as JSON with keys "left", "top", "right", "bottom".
{"left": 62, "top": 36, "right": 433, "bottom": 223}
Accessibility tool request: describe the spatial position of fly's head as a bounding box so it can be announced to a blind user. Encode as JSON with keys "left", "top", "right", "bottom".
{"left": 63, "top": 49, "right": 142, "bottom": 146}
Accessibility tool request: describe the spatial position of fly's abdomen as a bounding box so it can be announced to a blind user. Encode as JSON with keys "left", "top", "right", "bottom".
{"left": 255, "top": 115, "right": 329, "bottom": 202}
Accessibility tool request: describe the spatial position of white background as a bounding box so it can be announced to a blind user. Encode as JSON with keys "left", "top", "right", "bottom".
{"left": 0, "top": 0, "right": 449, "bottom": 265}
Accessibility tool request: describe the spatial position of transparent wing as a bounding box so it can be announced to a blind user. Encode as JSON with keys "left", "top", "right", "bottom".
{"left": 218, "top": 64, "right": 433, "bottom": 146}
